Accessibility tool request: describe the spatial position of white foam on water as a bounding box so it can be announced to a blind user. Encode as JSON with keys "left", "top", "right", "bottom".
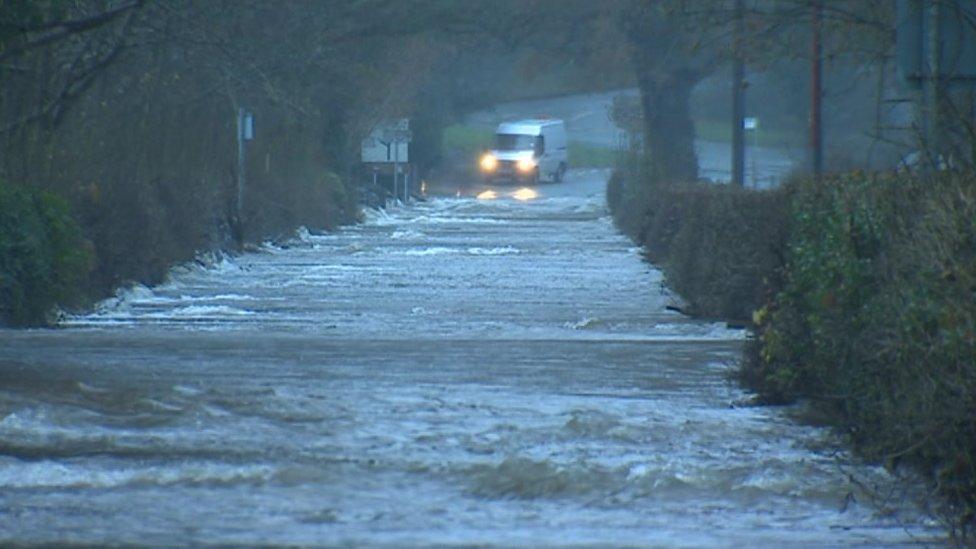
{"left": 172, "top": 385, "right": 202, "bottom": 397}
{"left": 397, "top": 247, "right": 461, "bottom": 256}
{"left": 362, "top": 207, "right": 407, "bottom": 226}
{"left": 466, "top": 246, "right": 520, "bottom": 255}
{"left": 566, "top": 317, "right": 603, "bottom": 330}
{"left": 147, "top": 305, "right": 254, "bottom": 318}
{"left": 208, "top": 293, "right": 260, "bottom": 301}
{"left": 408, "top": 215, "right": 507, "bottom": 225}
{"left": 649, "top": 321, "right": 749, "bottom": 341}
{"left": 91, "top": 284, "right": 159, "bottom": 314}
{"left": 294, "top": 226, "right": 312, "bottom": 243}
{"left": 390, "top": 229, "right": 425, "bottom": 240}
{"left": 76, "top": 382, "right": 111, "bottom": 394}
{"left": 0, "top": 459, "right": 276, "bottom": 489}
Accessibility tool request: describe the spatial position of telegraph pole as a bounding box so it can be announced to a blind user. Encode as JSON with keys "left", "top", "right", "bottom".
{"left": 810, "top": 0, "right": 824, "bottom": 177}
{"left": 927, "top": 0, "right": 944, "bottom": 166}
{"left": 732, "top": 0, "right": 746, "bottom": 187}
{"left": 393, "top": 136, "right": 400, "bottom": 203}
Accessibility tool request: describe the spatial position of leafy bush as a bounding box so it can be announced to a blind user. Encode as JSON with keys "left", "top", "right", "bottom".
{"left": 746, "top": 172, "right": 976, "bottom": 537}
{"left": 77, "top": 176, "right": 208, "bottom": 292}
{"left": 613, "top": 165, "right": 976, "bottom": 535}
{"left": 608, "top": 167, "right": 787, "bottom": 320}
{"left": 0, "top": 182, "right": 91, "bottom": 326}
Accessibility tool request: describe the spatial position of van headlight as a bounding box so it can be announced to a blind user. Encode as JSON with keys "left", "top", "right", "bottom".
{"left": 516, "top": 158, "right": 536, "bottom": 172}
{"left": 480, "top": 154, "right": 498, "bottom": 172}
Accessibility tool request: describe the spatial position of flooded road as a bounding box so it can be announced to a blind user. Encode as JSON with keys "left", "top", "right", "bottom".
{"left": 0, "top": 171, "right": 934, "bottom": 545}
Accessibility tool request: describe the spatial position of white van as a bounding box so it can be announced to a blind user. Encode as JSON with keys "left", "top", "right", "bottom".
{"left": 478, "top": 119, "right": 568, "bottom": 183}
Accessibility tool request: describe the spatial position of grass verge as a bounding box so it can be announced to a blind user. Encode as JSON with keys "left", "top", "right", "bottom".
{"left": 694, "top": 118, "right": 802, "bottom": 149}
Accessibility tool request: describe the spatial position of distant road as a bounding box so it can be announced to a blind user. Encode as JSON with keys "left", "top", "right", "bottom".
{"left": 467, "top": 89, "right": 801, "bottom": 188}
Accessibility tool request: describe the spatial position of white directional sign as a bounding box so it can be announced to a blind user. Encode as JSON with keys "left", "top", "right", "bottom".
{"left": 362, "top": 119, "right": 410, "bottom": 163}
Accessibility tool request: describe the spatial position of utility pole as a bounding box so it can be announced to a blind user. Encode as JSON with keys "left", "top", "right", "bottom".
{"left": 732, "top": 0, "right": 746, "bottom": 187}
{"left": 927, "top": 0, "right": 943, "bottom": 167}
{"left": 810, "top": 0, "right": 824, "bottom": 177}
{"left": 236, "top": 107, "right": 246, "bottom": 229}
{"left": 393, "top": 137, "right": 400, "bottom": 203}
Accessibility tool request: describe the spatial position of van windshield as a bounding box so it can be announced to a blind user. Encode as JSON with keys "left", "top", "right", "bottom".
{"left": 495, "top": 133, "right": 538, "bottom": 151}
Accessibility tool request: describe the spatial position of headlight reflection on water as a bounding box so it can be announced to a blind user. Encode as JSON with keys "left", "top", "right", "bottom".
{"left": 475, "top": 188, "right": 537, "bottom": 201}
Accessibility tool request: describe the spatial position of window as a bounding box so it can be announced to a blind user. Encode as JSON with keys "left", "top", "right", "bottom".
{"left": 495, "top": 133, "right": 539, "bottom": 151}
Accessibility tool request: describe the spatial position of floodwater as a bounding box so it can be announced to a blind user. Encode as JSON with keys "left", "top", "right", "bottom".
{"left": 0, "top": 169, "right": 937, "bottom": 546}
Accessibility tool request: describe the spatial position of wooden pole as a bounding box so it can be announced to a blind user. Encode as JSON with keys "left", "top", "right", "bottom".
{"left": 810, "top": 0, "right": 824, "bottom": 177}
{"left": 732, "top": 0, "right": 746, "bottom": 187}
{"left": 236, "top": 107, "right": 245, "bottom": 230}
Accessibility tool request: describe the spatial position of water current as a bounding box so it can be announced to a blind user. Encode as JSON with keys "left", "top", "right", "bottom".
{"left": 0, "top": 170, "right": 937, "bottom": 545}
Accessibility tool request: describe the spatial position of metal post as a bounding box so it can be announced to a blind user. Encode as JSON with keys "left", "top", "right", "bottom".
{"left": 752, "top": 127, "right": 759, "bottom": 187}
{"left": 393, "top": 141, "right": 399, "bottom": 204}
{"left": 236, "top": 107, "right": 245, "bottom": 225}
{"left": 732, "top": 0, "right": 746, "bottom": 187}
{"left": 810, "top": 0, "right": 824, "bottom": 177}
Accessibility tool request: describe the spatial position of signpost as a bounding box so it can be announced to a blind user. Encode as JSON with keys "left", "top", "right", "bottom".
{"left": 744, "top": 117, "right": 759, "bottom": 187}
{"left": 362, "top": 119, "right": 411, "bottom": 203}
{"left": 236, "top": 107, "right": 254, "bottom": 232}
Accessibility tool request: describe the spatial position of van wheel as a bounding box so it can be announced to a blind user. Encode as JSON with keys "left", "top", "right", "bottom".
{"left": 553, "top": 163, "right": 566, "bottom": 183}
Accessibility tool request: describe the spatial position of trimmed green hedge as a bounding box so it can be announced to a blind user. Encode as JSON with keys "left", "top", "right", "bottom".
{"left": 610, "top": 167, "right": 976, "bottom": 536}
{"left": 0, "top": 182, "right": 91, "bottom": 326}
{"left": 607, "top": 169, "right": 788, "bottom": 321}
{"left": 746, "top": 172, "right": 976, "bottom": 535}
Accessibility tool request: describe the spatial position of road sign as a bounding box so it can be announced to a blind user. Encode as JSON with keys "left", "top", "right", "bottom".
{"left": 362, "top": 119, "right": 410, "bottom": 163}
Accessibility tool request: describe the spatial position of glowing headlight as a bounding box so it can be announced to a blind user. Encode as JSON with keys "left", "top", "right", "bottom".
{"left": 516, "top": 158, "right": 536, "bottom": 172}
{"left": 480, "top": 154, "right": 498, "bottom": 171}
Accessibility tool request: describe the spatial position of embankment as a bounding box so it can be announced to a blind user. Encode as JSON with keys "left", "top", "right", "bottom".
{"left": 609, "top": 167, "right": 976, "bottom": 538}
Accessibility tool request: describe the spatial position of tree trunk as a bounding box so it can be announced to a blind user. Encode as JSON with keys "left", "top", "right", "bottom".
{"left": 635, "top": 69, "right": 699, "bottom": 184}
{"left": 621, "top": 0, "right": 709, "bottom": 185}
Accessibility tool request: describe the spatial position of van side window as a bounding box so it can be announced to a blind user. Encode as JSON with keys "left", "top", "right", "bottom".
{"left": 534, "top": 136, "right": 545, "bottom": 157}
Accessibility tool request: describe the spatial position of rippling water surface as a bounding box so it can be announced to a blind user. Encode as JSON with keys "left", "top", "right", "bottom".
{"left": 0, "top": 171, "right": 935, "bottom": 545}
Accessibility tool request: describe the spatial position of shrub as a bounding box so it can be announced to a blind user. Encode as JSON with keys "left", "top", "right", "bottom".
{"left": 609, "top": 167, "right": 788, "bottom": 320}
{"left": 746, "top": 172, "right": 976, "bottom": 537}
{"left": 613, "top": 165, "right": 976, "bottom": 535}
{"left": 0, "top": 182, "right": 91, "bottom": 326}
